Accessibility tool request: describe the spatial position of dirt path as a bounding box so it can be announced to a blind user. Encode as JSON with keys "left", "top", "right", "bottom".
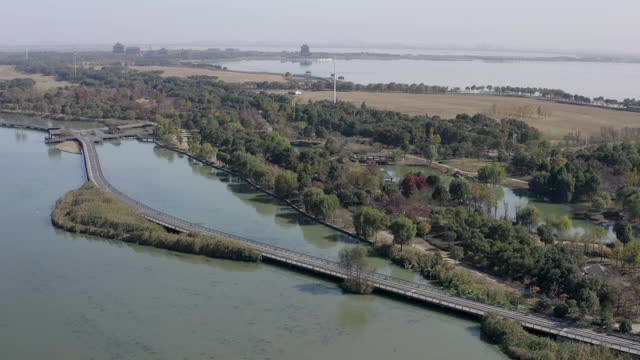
{"left": 403, "top": 154, "right": 529, "bottom": 188}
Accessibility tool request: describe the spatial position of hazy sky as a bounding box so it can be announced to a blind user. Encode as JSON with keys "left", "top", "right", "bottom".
{"left": 2, "top": 0, "right": 638, "bottom": 53}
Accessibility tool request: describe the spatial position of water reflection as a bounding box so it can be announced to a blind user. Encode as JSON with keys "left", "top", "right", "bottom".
{"left": 295, "top": 283, "right": 341, "bottom": 295}
{"left": 47, "top": 146, "right": 61, "bottom": 159}
{"left": 153, "top": 145, "right": 175, "bottom": 163}
{"left": 337, "top": 296, "right": 376, "bottom": 336}
{"left": 14, "top": 129, "right": 27, "bottom": 142}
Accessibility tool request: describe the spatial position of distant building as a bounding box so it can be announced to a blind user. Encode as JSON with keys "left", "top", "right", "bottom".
{"left": 113, "top": 42, "right": 125, "bottom": 54}
{"left": 125, "top": 47, "right": 141, "bottom": 56}
{"left": 300, "top": 44, "right": 311, "bottom": 57}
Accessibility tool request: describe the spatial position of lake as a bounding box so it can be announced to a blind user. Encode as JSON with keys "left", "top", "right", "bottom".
{"left": 219, "top": 58, "right": 640, "bottom": 100}
{"left": 0, "top": 124, "right": 505, "bottom": 359}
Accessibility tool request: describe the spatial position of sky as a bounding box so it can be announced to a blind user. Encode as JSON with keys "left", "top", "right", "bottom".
{"left": 2, "top": 0, "right": 638, "bottom": 54}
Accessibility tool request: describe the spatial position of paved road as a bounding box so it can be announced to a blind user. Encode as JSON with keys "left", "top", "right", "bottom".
{"left": 77, "top": 137, "right": 640, "bottom": 356}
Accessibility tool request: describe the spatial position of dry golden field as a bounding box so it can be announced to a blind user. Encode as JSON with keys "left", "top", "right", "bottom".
{"left": 295, "top": 91, "right": 640, "bottom": 138}
{"left": 0, "top": 65, "right": 70, "bottom": 91}
{"left": 130, "top": 66, "right": 286, "bottom": 83}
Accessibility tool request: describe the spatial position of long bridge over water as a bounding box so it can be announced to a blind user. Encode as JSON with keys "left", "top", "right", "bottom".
{"left": 72, "top": 135, "right": 640, "bottom": 356}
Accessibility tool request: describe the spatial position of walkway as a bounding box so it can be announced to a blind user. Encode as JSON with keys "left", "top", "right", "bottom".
{"left": 77, "top": 136, "right": 640, "bottom": 356}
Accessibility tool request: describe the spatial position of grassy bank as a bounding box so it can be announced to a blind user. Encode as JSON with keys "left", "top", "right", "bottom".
{"left": 481, "top": 313, "right": 629, "bottom": 360}
{"left": 52, "top": 182, "right": 261, "bottom": 262}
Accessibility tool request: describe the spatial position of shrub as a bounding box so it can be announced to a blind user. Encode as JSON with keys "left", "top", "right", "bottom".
{"left": 619, "top": 320, "right": 633, "bottom": 334}
{"left": 553, "top": 303, "right": 569, "bottom": 318}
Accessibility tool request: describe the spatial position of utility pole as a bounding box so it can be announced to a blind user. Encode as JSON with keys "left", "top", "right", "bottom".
{"left": 73, "top": 52, "right": 77, "bottom": 78}
{"left": 25, "top": 48, "right": 29, "bottom": 61}
{"left": 333, "top": 58, "right": 337, "bottom": 104}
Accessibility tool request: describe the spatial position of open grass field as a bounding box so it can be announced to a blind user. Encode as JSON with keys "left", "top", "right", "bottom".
{"left": 130, "top": 65, "right": 286, "bottom": 83}
{"left": 0, "top": 65, "right": 70, "bottom": 91}
{"left": 295, "top": 91, "right": 640, "bottom": 139}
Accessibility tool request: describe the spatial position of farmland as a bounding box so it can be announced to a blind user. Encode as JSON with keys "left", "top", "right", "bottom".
{"left": 294, "top": 91, "right": 640, "bottom": 138}
{"left": 130, "top": 65, "right": 286, "bottom": 83}
{"left": 0, "top": 65, "right": 70, "bottom": 91}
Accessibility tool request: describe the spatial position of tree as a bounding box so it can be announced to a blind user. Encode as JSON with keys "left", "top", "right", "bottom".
{"left": 274, "top": 171, "right": 298, "bottom": 199}
{"left": 591, "top": 192, "right": 611, "bottom": 210}
{"left": 553, "top": 303, "right": 569, "bottom": 318}
{"left": 423, "top": 144, "right": 438, "bottom": 164}
{"left": 432, "top": 184, "right": 449, "bottom": 205}
{"left": 426, "top": 175, "right": 440, "bottom": 187}
{"left": 338, "top": 246, "right": 372, "bottom": 294}
{"left": 619, "top": 320, "right": 633, "bottom": 334}
{"left": 516, "top": 205, "right": 540, "bottom": 229}
{"left": 537, "top": 223, "right": 555, "bottom": 244}
{"left": 449, "top": 179, "right": 470, "bottom": 205}
{"left": 198, "top": 143, "right": 217, "bottom": 161}
{"left": 416, "top": 222, "right": 431, "bottom": 237}
{"left": 614, "top": 221, "right": 634, "bottom": 244}
{"left": 400, "top": 174, "right": 427, "bottom": 198}
{"left": 549, "top": 215, "right": 572, "bottom": 236}
{"left": 624, "top": 192, "right": 640, "bottom": 220}
{"left": 389, "top": 216, "right": 416, "bottom": 251}
{"left": 400, "top": 140, "right": 411, "bottom": 159}
{"left": 450, "top": 246, "right": 464, "bottom": 261}
{"left": 302, "top": 188, "right": 340, "bottom": 220}
{"left": 477, "top": 163, "right": 506, "bottom": 184}
{"left": 352, "top": 207, "right": 387, "bottom": 240}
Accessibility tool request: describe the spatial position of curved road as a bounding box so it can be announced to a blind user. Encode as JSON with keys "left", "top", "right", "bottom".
{"left": 77, "top": 137, "right": 640, "bottom": 356}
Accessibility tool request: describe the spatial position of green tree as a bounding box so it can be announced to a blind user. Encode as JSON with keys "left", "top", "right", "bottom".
{"left": 619, "top": 320, "right": 633, "bottom": 334}
{"left": 338, "top": 246, "right": 372, "bottom": 294}
{"left": 537, "top": 223, "right": 555, "bottom": 244}
{"left": 352, "top": 207, "right": 387, "bottom": 240}
{"left": 516, "top": 205, "right": 540, "bottom": 230}
{"left": 432, "top": 184, "right": 449, "bottom": 205}
{"left": 274, "top": 171, "right": 298, "bottom": 199}
{"left": 449, "top": 179, "right": 471, "bottom": 205}
{"left": 553, "top": 303, "right": 569, "bottom": 318}
{"left": 198, "top": 143, "right": 217, "bottom": 161}
{"left": 591, "top": 192, "right": 611, "bottom": 211}
{"left": 549, "top": 215, "right": 572, "bottom": 236}
{"left": 389, "top": 216, "right": 417, "bottom": 251}
{"left": 614, "top": 221, "right": 634, "bottom": 244}
{"left": 624, "top": 192, "right": 640, "bottom": 220}
{"left": 423, "top": 144, "right": 438, "bottom": 164}
{"left": 426, "top": 174, "right": 441, "bottom": 186}
{"left": 477, "top": 163, "right": 506, "bottom": 184}
{"left": 302, "top": 188, "right": 340, "bottom": 220}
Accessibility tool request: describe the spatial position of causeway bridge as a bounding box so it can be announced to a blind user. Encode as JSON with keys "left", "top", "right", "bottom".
{"left": 76, "top": 136, "right": 640, "bottom": 356}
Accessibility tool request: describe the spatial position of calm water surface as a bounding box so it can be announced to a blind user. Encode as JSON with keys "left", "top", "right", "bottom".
{"left": 220, "top": 59, "right": 640, "bottom": 100}
{"left": 0, "top": 126, "right": 507, "bottom": 359}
